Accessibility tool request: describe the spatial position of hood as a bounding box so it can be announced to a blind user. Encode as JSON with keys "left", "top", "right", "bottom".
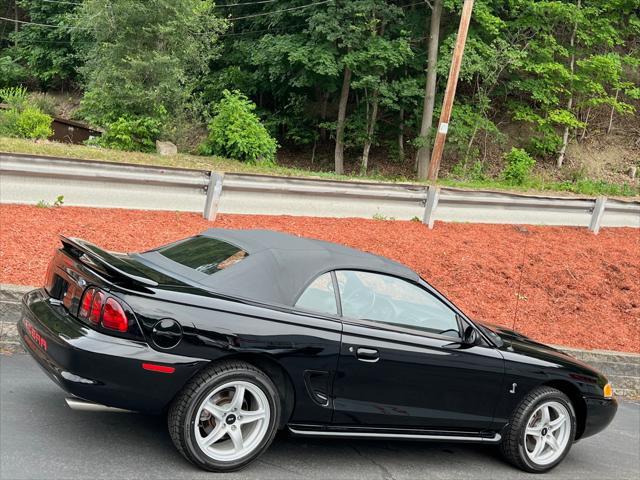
{"left": 477, "top": 321, "right": 600, "bottom": 376}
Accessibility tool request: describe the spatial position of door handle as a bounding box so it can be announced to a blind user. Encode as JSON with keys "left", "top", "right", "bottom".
{"left": 356, "top": 347, "right": 379, "bottom": 363}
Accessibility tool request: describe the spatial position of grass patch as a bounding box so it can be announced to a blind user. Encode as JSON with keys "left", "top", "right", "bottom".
{"left": 1, "top": 137, "right": 638, "bottom": 198}
{"left": 0, "top": 137, "right": 388, "bottom": 182}
{"left": 440, "top": 177, "right": 639, "bottom": 198}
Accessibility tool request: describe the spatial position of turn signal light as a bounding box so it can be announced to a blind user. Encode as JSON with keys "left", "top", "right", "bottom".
{"left": 603, "top": 383, "right": 613, "bottom": 398}
{"left": 78, "top": 288, "right": 129, "bottom": 332}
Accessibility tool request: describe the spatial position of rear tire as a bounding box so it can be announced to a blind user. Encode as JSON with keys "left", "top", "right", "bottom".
{"left": 168, "top": 360, "right": 281, "bottom": 472}
{"left": 500, "top": 386, "right": 576, "bottom": 473}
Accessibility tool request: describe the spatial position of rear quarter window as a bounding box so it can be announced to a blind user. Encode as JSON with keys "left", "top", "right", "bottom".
{"left": 158, "top": 236, "right": 247, "bottom": 275}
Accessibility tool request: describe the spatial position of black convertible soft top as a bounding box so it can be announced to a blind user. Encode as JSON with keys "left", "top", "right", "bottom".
{"left": 138, "top": 228, "right": 419, "bottom": 307}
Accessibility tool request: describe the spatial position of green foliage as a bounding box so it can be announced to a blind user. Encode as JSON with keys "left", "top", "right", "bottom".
{"left": 512, "top": 105, "right": 585, "bottom": 158}
{"left": 94, "top": 116, "right": 163, "bottom": 153}
{"left": 75, "top": 0, "right": 226, "bottom": 126}
{"left": 0, "top": 109, "right": 21, "bottom": 137}
{"left": 451, "top": 160, "right": 487, "bottom": 182}
{"left": 372, "top": 212, "right": 396, "bottom": 221}
{"left": 200, "top": 90, "right": 278, "bottom": 163}
{"left": 36, "top": 195, "right": 65, "bottom": 208}
{"left": 28, "top": 93, "right": 58, "bottom": 116}
{"left": 7, "top": 0, "right": 80, "bottom": 88}
{"left": 553, "top": 179, "right": 637, "bottom": 197}
{"left": 0, "top": 88, "right": 52, "bottom": 139}
{"left": 2, "top": 0, "right": 638, "bottom": 194}
{"left": 14, "top": 107, "right": 54, "bottom": 139}
{"left": 0, "top": 86, "right": 29, "bottom": 109}
{"left": 502, "top": 148, "right": 536, "bottom": 185}
{"left": 0, "top": 57, "right": 27, "bottom": 88}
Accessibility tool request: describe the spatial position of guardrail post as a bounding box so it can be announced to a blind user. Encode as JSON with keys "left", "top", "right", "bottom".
{"left": 422, "top": 185, "right": 440, "bottom": 229}
{"left": 203, "top": 172, "right": 224, "bottom": 221}
{"left": 588, "top": 196, "right": 607, "bottom": 234}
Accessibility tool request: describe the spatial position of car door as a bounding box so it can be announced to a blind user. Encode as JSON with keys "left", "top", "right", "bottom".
{"left": 331, "top": 270, "right": 505, "bottom": 431}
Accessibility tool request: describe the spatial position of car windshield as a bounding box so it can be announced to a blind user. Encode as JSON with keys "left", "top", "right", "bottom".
{"left": 157, "top": 236, "right": 248, "bottom": 275}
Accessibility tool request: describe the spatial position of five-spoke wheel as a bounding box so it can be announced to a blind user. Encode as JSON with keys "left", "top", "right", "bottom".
{"left": 501, "top": 386, "right": 576, "bottom": 473}
{"left": 194, "top": 381, "right": 271, "bottom": 462}
{"left": 168, "top": 361, "right": 280, "bottom": 472}
{"left": 523, "top": 401, "right": 571, "bottom": 466}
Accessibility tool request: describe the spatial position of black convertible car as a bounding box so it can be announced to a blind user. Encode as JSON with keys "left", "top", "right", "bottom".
{"left": 18, "top": 229, "right": 616, "bottom": 473}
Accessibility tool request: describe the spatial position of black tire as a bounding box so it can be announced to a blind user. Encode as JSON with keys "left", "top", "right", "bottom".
{"left": 168, "top": 360, "right": 281, "bottom": 472}
{"left": 500, "top": 386, "right": 576, "bottom": 473}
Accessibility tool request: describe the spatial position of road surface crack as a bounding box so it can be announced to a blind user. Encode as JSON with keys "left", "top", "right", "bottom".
{"left": 351, "top": 445, "right": 397, "bottom": 480}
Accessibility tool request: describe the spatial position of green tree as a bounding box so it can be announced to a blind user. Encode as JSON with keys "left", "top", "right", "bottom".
{"left": 75, "top": 0, "right": 226, "bottom": 127}
{"left": 6, "top": 0, "right": 80, "bottom": 89}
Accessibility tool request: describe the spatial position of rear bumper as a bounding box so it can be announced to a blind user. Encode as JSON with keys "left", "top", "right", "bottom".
{"left": 580, "top": 396, "right": 618, "bottom": 439}
{"left": 18, "top": 288, "right": 207, "bottom": 414}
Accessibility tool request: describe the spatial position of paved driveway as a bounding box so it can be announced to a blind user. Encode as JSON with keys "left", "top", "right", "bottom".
{"left": 1, "top": 354, "right": 638, "bottom": 480}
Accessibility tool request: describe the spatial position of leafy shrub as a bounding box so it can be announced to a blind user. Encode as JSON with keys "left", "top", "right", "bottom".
{"left": 0, "top": 86, "right": 53, "bottom": 139}
{"left": 14, "top": 107, "right": 53, "bottom": 139}
{"left": 502, "top": 148, "right": 535, "bottom": 185}
{"left": 529, "top": 132, "right": 562, "bottom": 158}
{"left": 200, "top": 90, "right": 278, "bottom": 163}
{"left": 95, "top": 116, "right": 163, "bottom": 152}
{"left": 0, "top": 109, "right": 20, "bottom": 137}
{"left": 451, "top": 160, "right": 487, "bottom": 181}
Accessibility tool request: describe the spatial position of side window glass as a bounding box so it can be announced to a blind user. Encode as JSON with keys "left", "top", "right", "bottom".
{"left": 295, "top": 273, "right": 338, "bottom": 315}
{"left": 336, "top": 270, "right": 459, "bottom": 337}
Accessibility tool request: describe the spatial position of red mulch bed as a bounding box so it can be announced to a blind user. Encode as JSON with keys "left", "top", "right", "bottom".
{"left": 1, "top": 204, "right": 638, "bottom": 353}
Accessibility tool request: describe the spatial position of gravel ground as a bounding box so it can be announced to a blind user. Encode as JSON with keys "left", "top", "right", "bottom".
{"left": 1, "top": 204, "right": 638, "bottom": 353}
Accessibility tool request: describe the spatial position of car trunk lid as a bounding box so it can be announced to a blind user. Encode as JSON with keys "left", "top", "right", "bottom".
{"left": 45, "top": 236, "right": 189, "bottom": 316}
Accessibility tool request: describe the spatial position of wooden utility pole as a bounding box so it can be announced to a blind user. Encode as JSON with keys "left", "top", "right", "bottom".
{"left": 427, "top": 0, "right": 474, "bottom": 182}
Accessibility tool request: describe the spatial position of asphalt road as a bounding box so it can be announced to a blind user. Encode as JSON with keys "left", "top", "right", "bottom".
{"left": 1, "top": 354, "right": 639, "bottom": 480}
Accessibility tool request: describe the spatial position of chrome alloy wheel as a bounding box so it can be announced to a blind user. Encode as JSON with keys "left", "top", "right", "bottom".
{"left": 194, "top": 380, "right": 271, "bottom": 462}
{"left": 524, "top": 400, "right": 571, "bottom": 466}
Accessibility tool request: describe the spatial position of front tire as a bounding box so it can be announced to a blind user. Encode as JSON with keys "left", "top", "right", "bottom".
{"left": 500, "top": 386, "right": 576, "bottom": 473}
{"left": 168, "top": 361, "right": 281, "bottom": 472}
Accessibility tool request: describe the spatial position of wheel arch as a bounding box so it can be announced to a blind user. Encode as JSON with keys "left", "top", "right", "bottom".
{"left": 541, "top": 379, "right": 587, "bottom": 439}
{"left": 212, "top": 353, "right": 296, "bottom": 429}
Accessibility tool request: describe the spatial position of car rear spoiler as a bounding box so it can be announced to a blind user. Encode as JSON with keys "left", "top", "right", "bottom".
{"left": 59, "top": 236, "right": 159, "bottom": 287}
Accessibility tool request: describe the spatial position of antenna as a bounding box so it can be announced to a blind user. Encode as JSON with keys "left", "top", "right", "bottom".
{"left": 512, "top": 226, "right": 530, "bottom": 332}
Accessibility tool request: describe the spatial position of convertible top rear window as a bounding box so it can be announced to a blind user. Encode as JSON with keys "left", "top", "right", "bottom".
{"left": 158, "top": 236, "right": 247, "bottom": 275}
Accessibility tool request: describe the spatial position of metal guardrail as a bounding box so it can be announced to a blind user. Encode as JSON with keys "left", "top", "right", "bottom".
{"left": 1, "top": 152, "right": 638, "bottom": 231}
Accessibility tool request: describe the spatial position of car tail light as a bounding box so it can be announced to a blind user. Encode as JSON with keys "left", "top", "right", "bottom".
{"left": 78, "top": 287, "right": 129, "bottom": 332}
{"left": 102, "top": 297, "right": 128, "bottom": 332}
{"left": 78, "top": 288, "right": 95, "bottom": 318}
{"left": 89, "top": 291, "right": 105, "bottom": 325}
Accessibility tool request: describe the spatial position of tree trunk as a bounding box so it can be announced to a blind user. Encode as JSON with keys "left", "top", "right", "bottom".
{"left": 607, "top": 88, "right": 619, "bottom": 134}
{"left": 580, "top": 105, "right": 591, "bottom": 141}
{"left": 320, "top": 90, "right": 329, "bottom": 141}
{"left": 557, "top": 0, "right": 580, "bottom": 168}
{"left": 415, "top": 0, "right": 442, "bottom": 179}
{"left": 311, "top": 137, "right": 317, "bottom": 163}
{"left": 361, "top": 89, "right": 380, "bottom": 174}
{"left": 398, "top": 107, "right": 405, "bottom": 161}
{"left": 14, "top": 0, "right": 19, "bottom": 46}
{"left": 334, "top": 66, "right": 352, "bottom": 175}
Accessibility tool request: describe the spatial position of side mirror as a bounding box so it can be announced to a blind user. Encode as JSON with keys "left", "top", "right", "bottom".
{"left": 462, "top": 326, "right": 479, "bottom": 346}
